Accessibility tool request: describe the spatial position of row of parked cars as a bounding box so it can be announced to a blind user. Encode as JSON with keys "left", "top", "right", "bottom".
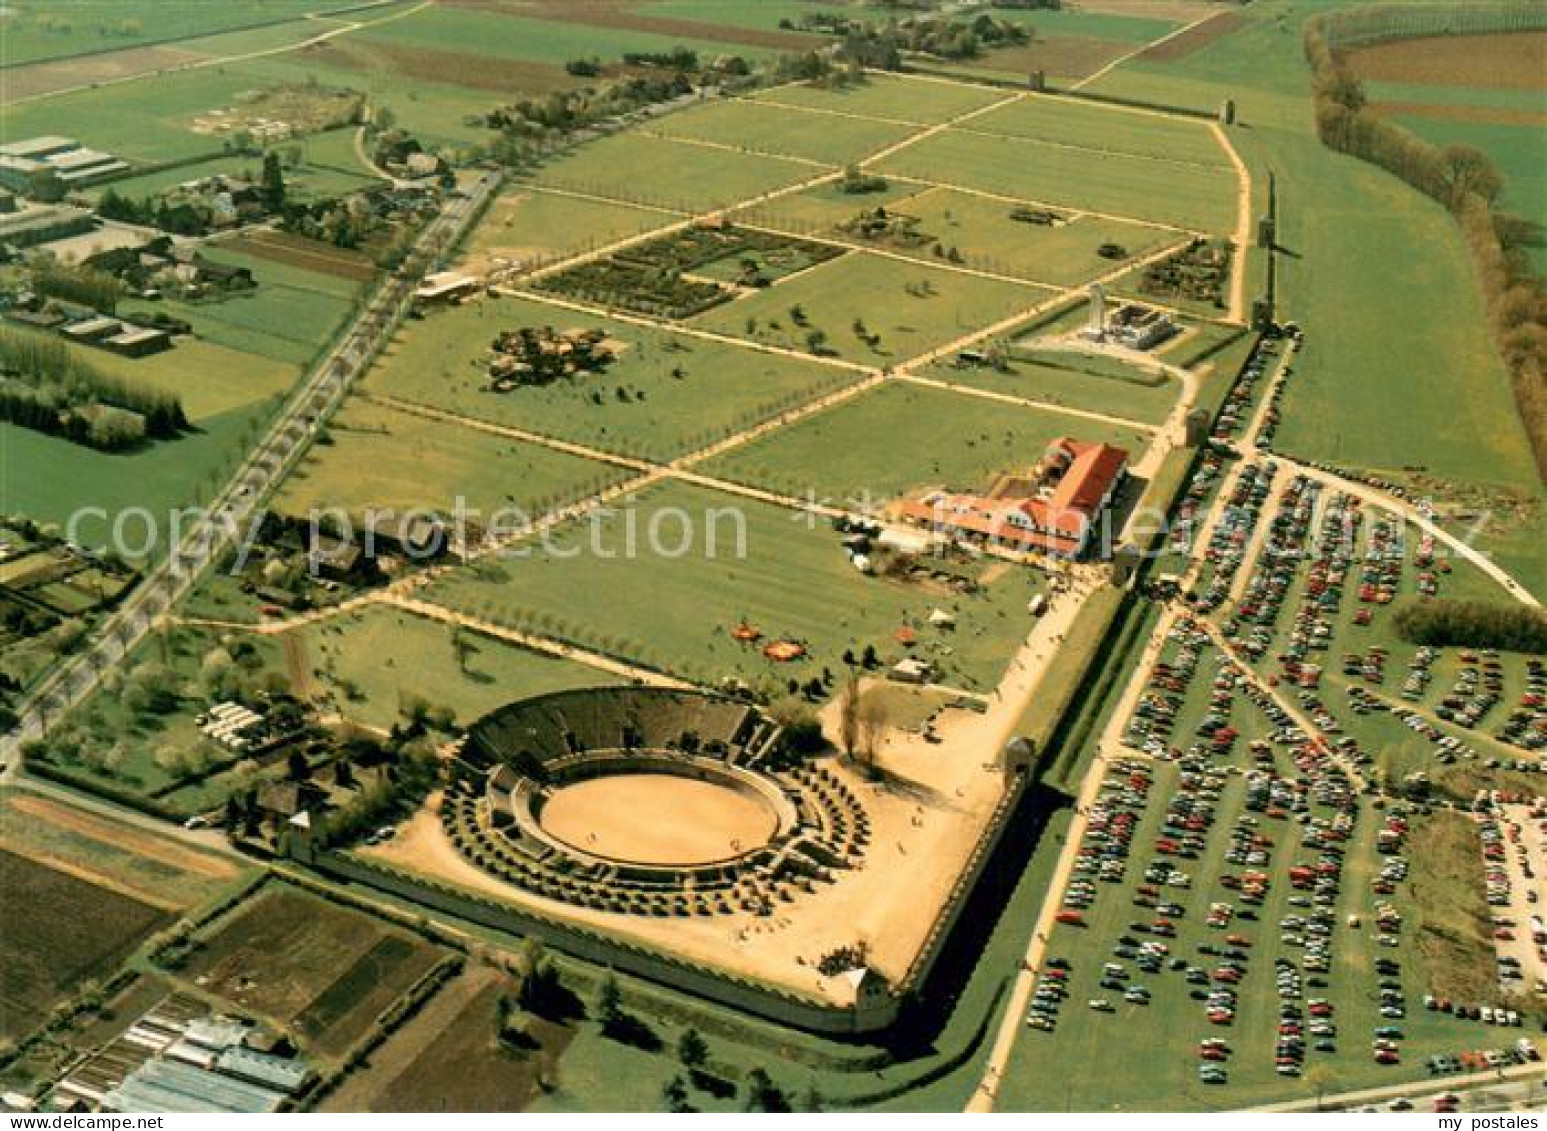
{"left": 1189, "top": 460, "right": 1276, "bottom": 615}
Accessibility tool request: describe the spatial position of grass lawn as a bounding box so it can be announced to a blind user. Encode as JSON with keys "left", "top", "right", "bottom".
{"left": 873, "top": 128, "right": 1236, "bottom": 233}
{"left": 918, "top": 351, "right": 1180, "bottom": 426}
{"left": 750, "top": 73, "right": 1008, "bottom": 125}
{"left": 699, "top": 379, "right": 1151, "bottom": 505}
{"left": 650, "top": 98, "right": 917, "bottom": 167}
{"left": 458, "top": 190, "right": 673, "bottom": 270}
{"left": 692, "top": 250, "right": 1052, "bottom": 364}
{"left": 424, "top": 480, "right": 1039, "bottom": 692}
{"left": 530, "top": 133, "right": 817, "bottom": 213}
{"left": 968, "top": 96, "right": 1229, "bottom": 168}
{"left": 1264, "top": 121, "right": 1536, "bottom": 490}
{"left": 307, "top": 605, "right": 621, "bottom": 733}
{"left": 737, "top": 177, "right": 932, "bottom": 231}
{"left": 274, "top": 397, "right": 629, "bottom": 524}
{"left": 886, "top": 186, "right": 1177, "bottom": 287}
{"left": 363, "top": 292, "right": 858, "bottom": 460}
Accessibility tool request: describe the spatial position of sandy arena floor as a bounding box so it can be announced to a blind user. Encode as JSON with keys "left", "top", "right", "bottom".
{"left": 538, "top": 773, "right": 778, "bottom": 865}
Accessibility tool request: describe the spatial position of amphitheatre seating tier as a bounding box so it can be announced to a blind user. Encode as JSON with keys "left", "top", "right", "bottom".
{"left": 466, "top": 687, "right": 756, "bottom": 770}
{"left": 448, "top": 688, "right": 870, "bottom": 918}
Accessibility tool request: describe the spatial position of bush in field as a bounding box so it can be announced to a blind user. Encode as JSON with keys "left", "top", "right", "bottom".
{"left": 1393, "top": 597, "right": 1547, "bottom": 653}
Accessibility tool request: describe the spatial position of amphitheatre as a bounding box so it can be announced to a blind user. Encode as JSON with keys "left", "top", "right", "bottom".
{"left": 360, "top": 684, "right": 1036, "bottom": 1009}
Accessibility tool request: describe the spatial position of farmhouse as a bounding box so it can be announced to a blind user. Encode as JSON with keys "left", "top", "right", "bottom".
{"left": 415, "top": 271, "right": 479, "bottom": 306}
{"left": 899, "top": 437, "right": 1129, "bottom": 558}
{"left": 0, "top": 137, "right": 128, "bottom": 195}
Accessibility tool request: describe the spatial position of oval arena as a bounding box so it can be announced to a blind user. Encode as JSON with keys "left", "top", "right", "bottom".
{"left": 442, "top": 687, "right": 870, "bottom": 917}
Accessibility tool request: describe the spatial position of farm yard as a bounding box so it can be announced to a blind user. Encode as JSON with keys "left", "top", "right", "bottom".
{"left": 0, "top": 848, "right": 169, "bottom": 1041}
{"left": 318, "top": 966, "right": 568, "bottom": 1112}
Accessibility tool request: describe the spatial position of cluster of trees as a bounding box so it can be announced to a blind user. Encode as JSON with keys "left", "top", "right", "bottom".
{"left": 487, "top": 72, "right": 696, "bottom": 142}
{"left": 835, "top": 12, "right": 1030, "bottom": 68}
{"left": 1305, "top": 10, "right": 1547, "bottom": 478}
{"left": 838, "top": 164, "right": 888, "bottom": 195}
{"left": 621, "top": 46, "right": 699, "bottom": 70}
{"left": 312, "top": 735, "right": 440, "bottom": 848}
{"left": 98, "top": 187, "right": 217, "bottom": 236}
{"left": 0, "top": 328, "right": 186, "bottom": 451}
{"left": 30, "top": 260, "right": 123, "bottom": 313}
{"left": 1393, "top": 597, "right": 1547, "bottom": 653}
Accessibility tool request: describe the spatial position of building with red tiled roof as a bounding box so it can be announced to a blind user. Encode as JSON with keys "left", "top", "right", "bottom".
{"left": 897, "top": 438, "right": 1129, "bottom": 558}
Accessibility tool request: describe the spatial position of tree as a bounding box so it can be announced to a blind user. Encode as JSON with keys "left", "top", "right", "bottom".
{"left": 1305, "top": 1064, "right": 1337, "bottom": 1111}
{"left": 662, "top": 1074, "right": 691, "bottom": 1113}
{"left": 836, "top": 673, "right": 862, "bottom": 757}
{"left": 677, "top": 1026, "right": 708, "bottom": 1070}
{"left": 596, "top": 971, "right": 623, "bottom": 1029}
{"left": 260, "top": 151, "right": 287, "bottom": 212}
{"left": 1436, "top": 144, "right": 1503, "bottom": 211}
{"left": 857, "top": 690, "right": 891, "bottom": 774}
{"left": 743, "top": 1067, "right": 788, "bottom": 1112}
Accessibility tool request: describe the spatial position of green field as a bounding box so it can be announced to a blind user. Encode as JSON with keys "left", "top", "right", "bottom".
{"left": 650, "top": 98, "right": 916, "bottom": 167}
{"left": 356, "top": 4, "right": 789, "bottom": 67}
{"left": 737, "top": 176, "right": 932, "bottom": 231}
{"left": 122, "top": 247, "right": 361, "bottom": 367}
{"left": 874, "top": 128, "right": 1237, "bottom": 233}
{"left": 692, "top": 249, "right": 1052, "bottom": 363}
{"left": 1390, "top": 114, "right": 1547, "bottom": 274}
{"left": 699, "top": 379, "right": 1151, "bottom": 504}
{"left": 968, "top": 96, "right": 1229, "bottom": 168}
{"left": 0, "top": 0, "right": 352, "bottom": 66}
{"left": 1, "top": 66, "right": 291, "bottom": 163}
{"left": 0, "top": 324, "right": 298, "bottom": 554}
{"left": 92, "top": 128, "right": 381, "bottom": 204}
{"left": 919, "top": 351, "right": 1181, "bottom": 427}
{"left": 531, "top": 133, "right": 817, "bottom": 213}
{"left": 274, "top": 397, "right": 629, "bottom": 524}
{"left": 425, "top": 480, "right": 1039, "bottom": 692}
{"left": 1084, "top": 2, "right": 1538, "bottom": 497}
{"left": 751, "top": 73, "right": 1008, "bottom": 125}
{"left": 363, "top": 292, "right": 859, "bottom": 460}
{"left": 880, "top": 186, "right": 1176, "bottom": 287}
{"left": 459, "top": 189, "right": 672, "bottom": 269}
{"left": 307, "top": 606, "right": 622, "bottom": 732}
{"left": 983, "top": 5, "right": 1184, "bottom": 44}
